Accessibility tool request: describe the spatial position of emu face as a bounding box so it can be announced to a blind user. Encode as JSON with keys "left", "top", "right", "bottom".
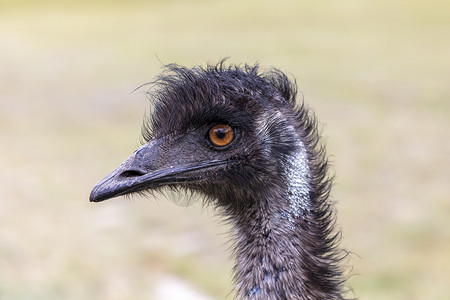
{"left": 90, "top": 64, "right": 348, "bottom": 299}
{"left": 90, "top": 64, "right": 302, "bottom": 211}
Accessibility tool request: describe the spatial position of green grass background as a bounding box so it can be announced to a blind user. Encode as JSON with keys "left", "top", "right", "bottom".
{"left": 1, "top": 0, "right": 449, "bottom": 299}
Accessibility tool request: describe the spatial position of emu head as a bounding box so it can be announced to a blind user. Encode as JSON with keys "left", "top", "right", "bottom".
{"left": 90, "top": 63, "right": 307, "bottom": 214}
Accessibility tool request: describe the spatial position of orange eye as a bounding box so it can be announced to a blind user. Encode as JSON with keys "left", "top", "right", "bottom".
{"left": 208, "top": 124, "right": 234, "bottom": 147}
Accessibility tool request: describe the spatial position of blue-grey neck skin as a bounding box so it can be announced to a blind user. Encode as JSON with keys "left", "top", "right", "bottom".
{"left": 255, "top": 109, "right": 311, "bottom": 226}
{"left": 283, "top": 136, "right": 311, "bottom": 227}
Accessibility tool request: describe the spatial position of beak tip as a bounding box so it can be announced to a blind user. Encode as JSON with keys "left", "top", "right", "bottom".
{"left": 89, "top": 183, "right": 111, "bottom": 203}
{"left": 89, "top": 179, "right": 129, "bottom": 203}
{"left": 89, "top": 188, "right": 100, "bottom": 202}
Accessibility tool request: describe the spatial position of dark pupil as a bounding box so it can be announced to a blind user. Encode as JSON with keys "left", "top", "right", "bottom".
{"left": 215, "top": 129, "right": 226, "bottom": 139}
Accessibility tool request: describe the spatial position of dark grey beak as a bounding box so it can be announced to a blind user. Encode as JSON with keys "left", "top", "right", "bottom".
{"left": 90, "top": 140, "right": 159, "bottom": 202}
{"left": 89, "top": 138, "right": 231, "bottom": 202}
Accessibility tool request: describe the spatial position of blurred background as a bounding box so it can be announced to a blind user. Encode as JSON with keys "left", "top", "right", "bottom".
{"left": 1, "top": 0, "right": 449, "bottom": 299}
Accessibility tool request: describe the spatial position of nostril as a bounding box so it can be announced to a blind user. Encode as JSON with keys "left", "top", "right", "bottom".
{"left": 120, "top": 169, "right": 147, "bottom": 178}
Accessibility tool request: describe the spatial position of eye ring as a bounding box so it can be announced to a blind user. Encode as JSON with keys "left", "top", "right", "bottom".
{"left": 208, "top": 124, "right": 234, "bottom": 147}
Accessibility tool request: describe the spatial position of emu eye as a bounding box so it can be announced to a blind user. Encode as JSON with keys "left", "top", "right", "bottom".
{"left": 208, "top": 124, "right": 234, "bottom": 147}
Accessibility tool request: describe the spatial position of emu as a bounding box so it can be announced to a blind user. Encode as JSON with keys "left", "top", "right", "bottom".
{"left": 90, "top": 62, "right": 349, "bottom": 299}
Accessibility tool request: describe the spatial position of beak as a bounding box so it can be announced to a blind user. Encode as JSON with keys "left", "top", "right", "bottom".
{"left": 89, "top": 138, "right": 230, "bottom": 202}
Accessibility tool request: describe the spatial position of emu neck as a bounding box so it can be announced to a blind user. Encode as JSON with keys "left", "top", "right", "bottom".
{"left": 230, "top": 152, "right": 343, "bottom": 299}
{"left": 232, "top": 194, "right": 302, "bottom": 299}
